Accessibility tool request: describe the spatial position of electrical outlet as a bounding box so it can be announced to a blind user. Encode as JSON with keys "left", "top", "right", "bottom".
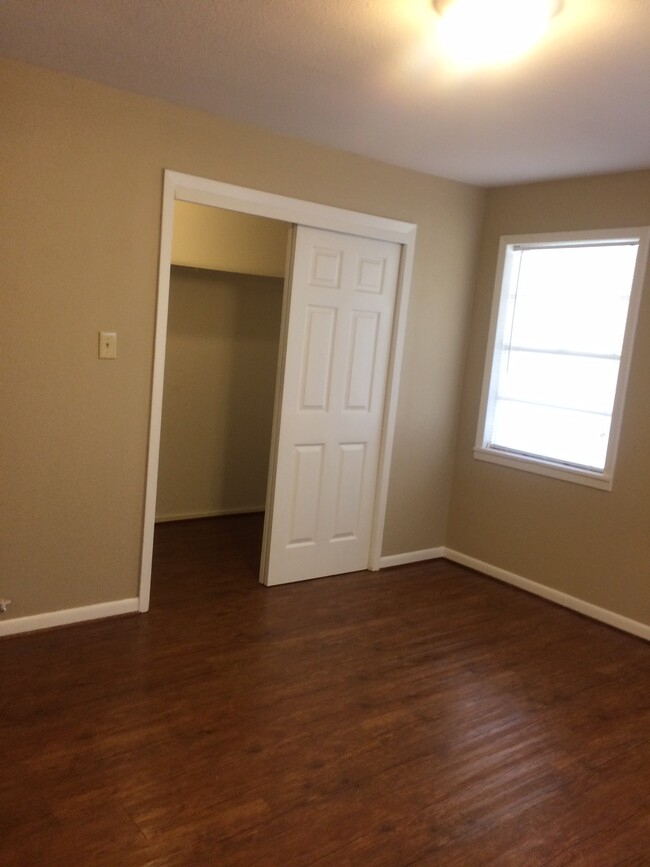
{"left": 0, "top": 598, "right": 11, "bottom": 614}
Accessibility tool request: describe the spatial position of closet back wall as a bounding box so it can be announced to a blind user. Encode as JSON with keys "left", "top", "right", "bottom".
{"left": 156, "top": 266, "right": 283, "bottom": 521}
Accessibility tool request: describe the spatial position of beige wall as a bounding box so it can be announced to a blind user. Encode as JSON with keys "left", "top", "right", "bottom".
{"left": 172, "top": 203, "right": 288, "bottom": 277}
{"left": 447, "top": 171, "right": 650, "bottom": 627}
{"left": 156, "top": 267, "right": 283, "bottom": 521}
{"left": 1, "top": 57, "right": 484, "bottom": 618}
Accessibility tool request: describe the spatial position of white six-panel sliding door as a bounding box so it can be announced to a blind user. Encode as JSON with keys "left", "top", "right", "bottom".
{"left": 262, "top": 227, "right": 401, "bottom": 585}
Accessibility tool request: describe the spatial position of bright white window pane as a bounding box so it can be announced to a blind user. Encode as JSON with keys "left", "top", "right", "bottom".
{"left": 476, "top": 228, "right": 649, "bottom": 487}
{"left": 506, "top": 246, "right": 637, "bottom": 356}
{"left": 491, "top": 401, "right": 610, "bottom": 470}
{"left": 496, "top": 352, "right": 620, "bottom": 416}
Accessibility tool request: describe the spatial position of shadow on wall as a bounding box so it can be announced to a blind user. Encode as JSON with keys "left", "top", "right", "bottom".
{"left": 156, "top": 266, "right": 284, "bottom": 521}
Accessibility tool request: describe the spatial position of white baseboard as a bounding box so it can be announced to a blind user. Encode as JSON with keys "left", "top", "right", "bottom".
{"left": 379, "top": 547, "right": 445, "bottom": 569}
{"left": 444, "top": 549, "right": 650, "bottom": 642}
{"left": 0, "top": 598, "right": 139, "bottom": 638}
{"left": 4, "top": 552, "right": 647, "bottom": 642}
{"left": 156, "top": 506, "right": 264, "bottom": 523}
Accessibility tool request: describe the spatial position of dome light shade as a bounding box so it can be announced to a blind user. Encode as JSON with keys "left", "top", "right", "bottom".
{"left": 434, "top": 0, "right": 563, "bottom": 67}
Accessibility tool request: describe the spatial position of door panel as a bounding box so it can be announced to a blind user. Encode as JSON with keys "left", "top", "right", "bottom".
{"left": 300, "top": 307, "right": 337, "bottom": 409}
{"left": 288, "top": 444, "right": 323, "bottom": 545}
{"left": 263, "top": 226, "right": 401, "bottom": 585}
{"left": 346, "top": 311, "right": 380, "bottom": 410}
{"left": 333, "top": 443, "right": 366, "bottom": 539}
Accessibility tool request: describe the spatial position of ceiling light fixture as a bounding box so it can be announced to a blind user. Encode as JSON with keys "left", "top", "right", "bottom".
{"left": 434, "top": 0, "right": 563, "bottom": 67}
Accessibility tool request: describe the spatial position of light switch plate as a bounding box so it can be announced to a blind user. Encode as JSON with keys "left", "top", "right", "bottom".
{"left": 99, "top": 331, "right": 117, "bottom": 359}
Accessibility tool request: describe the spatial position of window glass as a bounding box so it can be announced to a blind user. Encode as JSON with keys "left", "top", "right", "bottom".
{"left": 475, "top": 230, "right": 649, "bottom": 488}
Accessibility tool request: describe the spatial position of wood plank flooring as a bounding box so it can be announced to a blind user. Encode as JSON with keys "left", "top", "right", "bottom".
{"left": 1, "top": 514, "right": 649, "bottom": 865}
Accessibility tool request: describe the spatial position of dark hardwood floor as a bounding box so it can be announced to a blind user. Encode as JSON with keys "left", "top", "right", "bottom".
{"left": 1, "top": 515, "right": 649, "bottom": 865}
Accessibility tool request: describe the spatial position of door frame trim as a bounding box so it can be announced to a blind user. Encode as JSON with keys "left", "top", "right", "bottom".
{"left": 138, "top": 170, "right": 416, "bottom": 611}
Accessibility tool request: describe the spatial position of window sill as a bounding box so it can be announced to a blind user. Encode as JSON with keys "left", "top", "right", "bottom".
{"left": 473, "top": 447, "right": 613, "bottom": 491}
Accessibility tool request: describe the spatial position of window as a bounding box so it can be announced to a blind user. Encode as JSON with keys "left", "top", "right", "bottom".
{"left": 475, "top": 228, "right": 649, "bottom": 489}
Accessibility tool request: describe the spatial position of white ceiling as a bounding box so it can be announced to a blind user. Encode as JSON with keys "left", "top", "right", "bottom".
{"left": 2, "top": 0, "right": 650, "bottom": 186}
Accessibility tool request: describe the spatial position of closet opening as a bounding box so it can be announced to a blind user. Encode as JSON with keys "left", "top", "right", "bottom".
{"left": 152, "top": 201, "right": 290, "bottom": 596}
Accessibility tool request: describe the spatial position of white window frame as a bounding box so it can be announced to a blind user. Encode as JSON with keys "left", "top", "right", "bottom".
{"left": 475, "top": 227, "right": 650, "bottom": 490}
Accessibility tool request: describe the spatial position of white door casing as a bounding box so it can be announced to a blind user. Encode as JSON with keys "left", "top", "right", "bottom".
{"left": 139, "top": 171, "right": 416, "bottom": 611}
{"left": 262, "top": 227, "right": 401, "bottom": 585}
